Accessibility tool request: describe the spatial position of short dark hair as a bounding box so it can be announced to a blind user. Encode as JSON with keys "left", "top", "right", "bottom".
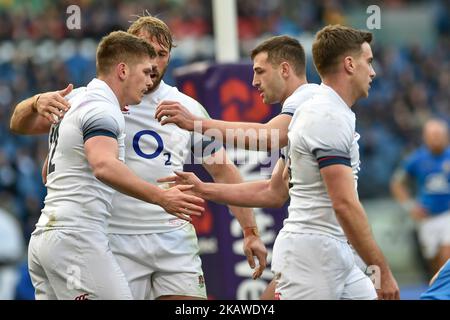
{"left": 96, "top": 30, "right": 156, "bottom": 76}
{"left": 312, "top": 24, "right": 372, "bottom": 77}
{"left": 251, "top": 35, "right": 306, "bottom": 76}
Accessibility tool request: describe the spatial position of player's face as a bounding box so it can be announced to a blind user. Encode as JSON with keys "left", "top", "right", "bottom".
{"left": 252, "top": 52, "right": 285, "bottom": 104}
{"left": 424, "top": 122, "right": 449, "bottom": 154}
{"left": 354, "top": 42, "right": 376, "bottom": 99}
{"left": 125, "top": 58, "right": 153, "bottom": 107}
{"left": 137, "top": 30, "right": 170, "bottom": 93}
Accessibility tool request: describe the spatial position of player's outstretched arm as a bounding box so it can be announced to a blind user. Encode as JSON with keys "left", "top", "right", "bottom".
{"left": 10, "top": 84, "right": 73, "bottom": 134}
{"left": 155, "top": 100, "right": 291, "bottom": 149}
{"left": 84, "top": 135, "right": 204, "bottom": 221}
{"left": 202, "top": 149, "right": 267, "bottom": 279}
{"left": 321, "top": 164, "right": 400, "bottom": 300}
{"left": 158, "top": 158, "right": 289, "bottom": 208}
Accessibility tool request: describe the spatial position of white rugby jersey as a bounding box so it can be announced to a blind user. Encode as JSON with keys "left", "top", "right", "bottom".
{"left": 280, "top": 83, "right": 320, "bottom": 115}
{"left": 279, "top": 83, "right": 320, "bottom": 160}
{"left": 108, "top": 81, "right": 213, "bottom": 234}
{"left": 35, "top": 78, "right": 125, "bottom": 232}
{"left": 284, "top": 83, "right": 359, "bottom": 240}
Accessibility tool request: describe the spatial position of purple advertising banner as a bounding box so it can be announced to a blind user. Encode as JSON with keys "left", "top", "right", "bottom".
{"left": 175, "top": 63, "right": 288, "bottom": 300}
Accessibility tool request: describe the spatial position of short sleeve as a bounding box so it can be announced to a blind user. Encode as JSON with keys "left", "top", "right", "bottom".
{"left": 280, "top": 84, "right": 318, "bottom": 116}
{"left": 80, "top": 103, "right": 121, "bottom": 142}
{"left": 280, "top": 96, "right": 297, "bottom": 116}
{"left": 301, "top": 114, "right": 353, "bottom": 169}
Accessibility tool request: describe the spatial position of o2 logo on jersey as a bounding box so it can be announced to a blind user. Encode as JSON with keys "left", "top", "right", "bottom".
{"left": 133, "top": 130, "right": 171, "bottom": 165}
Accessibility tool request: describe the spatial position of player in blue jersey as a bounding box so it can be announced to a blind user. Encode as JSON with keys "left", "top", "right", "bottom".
{"left": 391, "top": 119, "right": 450, "bottom": 275}
{"left": 420, "top": 258, "right": 450, "bottom": 300}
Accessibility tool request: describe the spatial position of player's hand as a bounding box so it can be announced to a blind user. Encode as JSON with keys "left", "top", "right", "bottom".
{"left": 34, "top": 84, "right": 73, "bottom": 124}
{"left": 157, "top": 171, "right": 205, "bottom": 197}
{"left": 410, "top": 204, "right": 429, "bottom": 222}
{"left": 377, "top": 269, "right": 400, "bottom": 300}
{"left": 155, "top": 100, "right": 201, "bottom": 131}
{"left": 159, "top": 184, "right": 205, "bottom": 221}
{"left": 243, "top": 231, "right": 267, "bottom": 279}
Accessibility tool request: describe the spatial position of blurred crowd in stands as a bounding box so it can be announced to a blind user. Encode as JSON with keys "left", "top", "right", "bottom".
{"left": 0, "top": 0, "right": 449, "bottom": 298}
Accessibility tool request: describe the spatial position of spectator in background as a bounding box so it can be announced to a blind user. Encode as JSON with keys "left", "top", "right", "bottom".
{"left": 391, "top": 119, "right": 450, "bottom": 275}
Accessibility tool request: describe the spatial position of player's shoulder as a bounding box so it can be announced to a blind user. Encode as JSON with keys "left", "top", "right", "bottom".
{"left": 164, "top": 84, "right": 208, "bottom": 117}
{"left": 295, "top": 95, "right": 354, "bottom": 141}
{"left": 413, "top": 146, "right": 430, "bottom": 158}
{"left": 297, "top": 92, "right": 344, "bottom": 121}
{"left": 282, "top": 83, "right": 319, "bottom": 111}
{"left": 66, "top": 86, "right": 86, "bottom": 99}
{"left": 169, "top": 86, "right": 201, "bottom": 106}
{"left": 405, "top": 146, "right": 428, "bottom": 164}
{"left": 68, "top": 81, "right": 111, "bottom": 105}
{"left": 289, "top": 83, "right": 320, "bottom": 101}
{"left": 71, "top": 87, "right": 121, "bottom": 122}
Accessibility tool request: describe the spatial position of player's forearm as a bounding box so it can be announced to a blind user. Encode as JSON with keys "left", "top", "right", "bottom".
{"left": 200, "top": 179, "right": 284, "bottom": 208}
{"left": 335, "top": 200, "right": 390, "bottom": 270}
{"left": 201, "top": 119, "right": 278, "bottom": 150}
{"left": 93, "top": 158, "right": 164, "bottom": 205}
{"left": 229, "top": 205, "right": 256, "bottom": 229}
{"left": 10, "top": 95, "right": 50, "bottom": 134}
{"left": 208, "top": 165, "right": 257, "bottom": 228}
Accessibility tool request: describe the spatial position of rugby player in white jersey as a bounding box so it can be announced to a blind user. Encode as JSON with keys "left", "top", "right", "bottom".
{"left": 154, "top": 34, "right": 364, "bottom": 299}
{"left": 10, "top": 16, "right": 267, "bottom": 300}
{"left": 23, "top": 31, "right": 204, "bottom": 300}
{"left": 107, "top": 16, "right": 268, "bottom": 300}
{"left": 155, "top": 35, "right": 318, "bottom": 299}
{"left": 159, "top": 25, "right": 400, "bottom": 300}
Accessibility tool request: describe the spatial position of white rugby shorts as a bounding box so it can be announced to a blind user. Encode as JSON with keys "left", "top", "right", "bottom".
{"left": 28, "top": 229, "right": 133, "bottom": 300}
{"left": 271, "top": 231, "right": 377, "bottom": 300}
{"left": 417, "top": 210, "right": 450, "bottom": 259}
{"left": 108, "top": 223, "right": 206, "bottom": 299}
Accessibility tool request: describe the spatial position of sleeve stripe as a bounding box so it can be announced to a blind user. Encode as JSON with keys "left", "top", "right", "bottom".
{"left": 280, "top": 112, "right": 294, "bottom": 116}
{"left": 317, "top": 156, "right": 351, "bottom": 169}
{"left": 83, "top": 129, "right": 117, "bottom": 142}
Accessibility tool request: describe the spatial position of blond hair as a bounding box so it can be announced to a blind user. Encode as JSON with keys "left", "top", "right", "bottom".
{"left": 127, "top": 15, "right": 175, "bottom": 51}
